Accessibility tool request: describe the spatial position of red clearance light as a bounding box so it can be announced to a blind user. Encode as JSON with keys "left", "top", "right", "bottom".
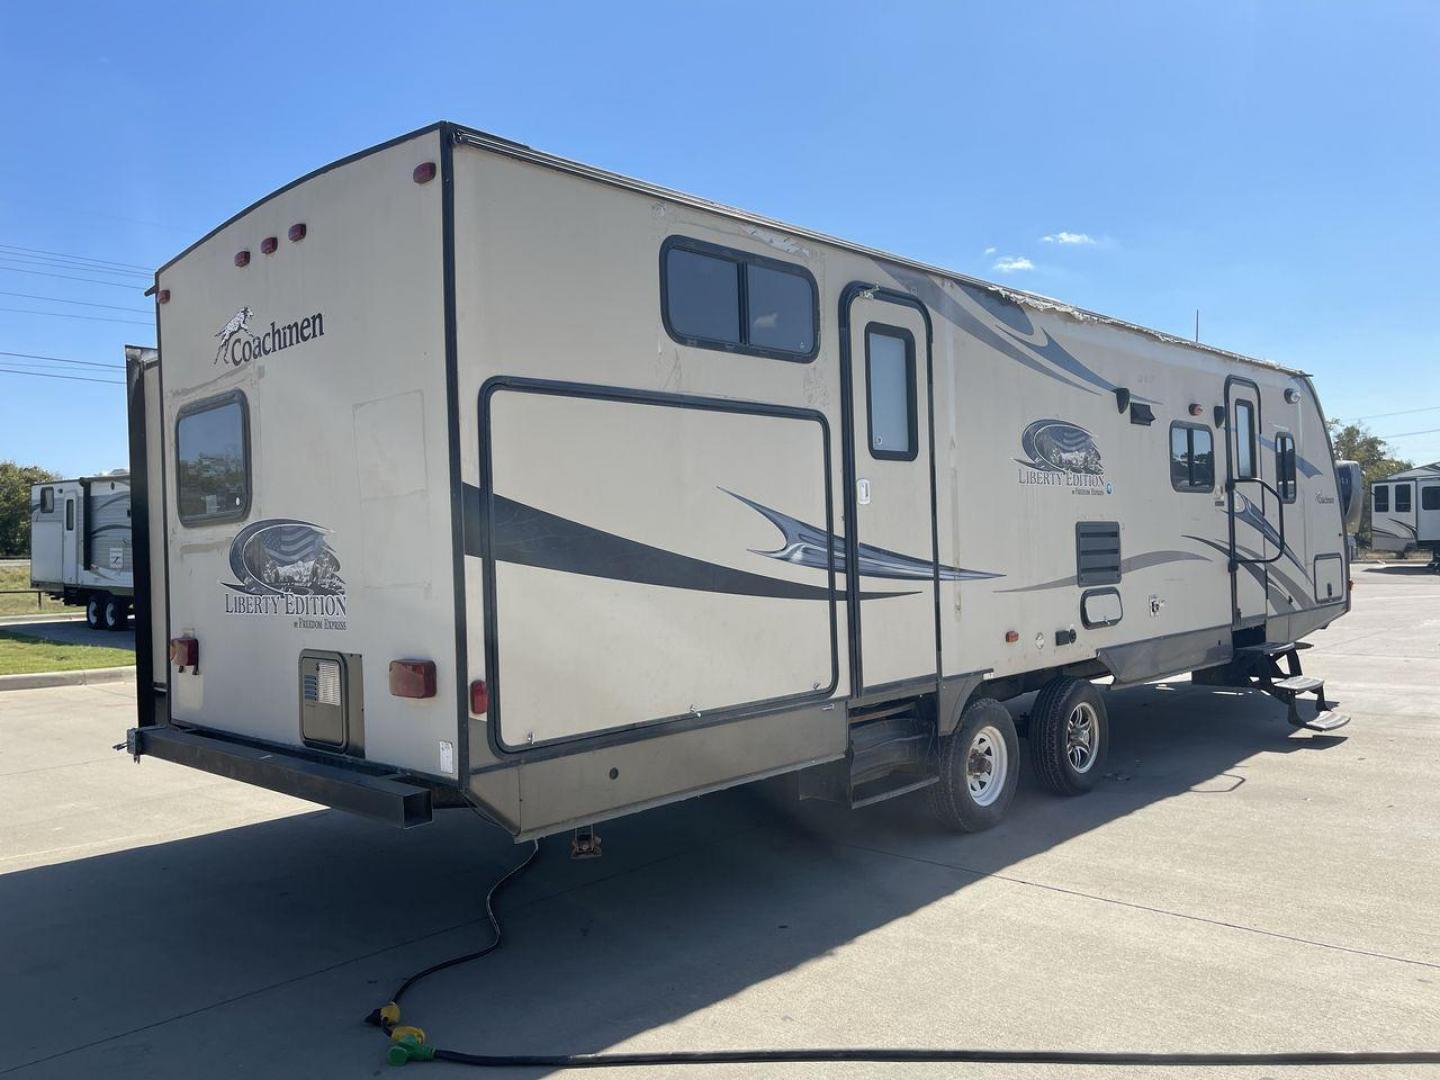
{"left": 169, "top": 636, "right": 198, "bottom": 668}
{"left": 1189, "top": 403, "right": 1204, "bottom": 417}
{"left": 470, "top": 679, "right": 489, "bottom": 715}
{"left": 389, "top": 659, "right": 437, "bottom": 699}
{"left": 1004, "top": 630, "right": 1019, "bottom": 643}
{"left": 260, "top": 236, "right": 278, "bottom": 255}
{"left": 157, "top": 289, "right": 171, "bottom": 304}
{"left": 288, "top": 223, "right": 307, "bottom": 242}
{"left": 413, "top": 161, "right": 436, "bottom": 184}
{"left": 234, "top": 250, "right": 251, "bottom": 268}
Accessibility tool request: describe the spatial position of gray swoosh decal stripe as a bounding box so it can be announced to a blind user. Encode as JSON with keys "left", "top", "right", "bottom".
{"left": 1183, "top": 535, "right": 1306, "bottom": 611}
{"left": 1257, "top": 436, "right": 1322, "bottom": 479}
{"left": 462, "top": 486, "right": 913, "bottom": 601}
{"left": 724, "top": 489, "right": 1002, "bottom": 582}
{"left": 996, "top": 549, "right": 1210, "bottom": 594}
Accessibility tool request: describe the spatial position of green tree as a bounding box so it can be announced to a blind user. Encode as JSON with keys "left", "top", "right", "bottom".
{"left": 0, "top": 461, "right": 59, "bottom": 557}
{"left": 1327, "top": 421, "right": 1412, "bottom": 549}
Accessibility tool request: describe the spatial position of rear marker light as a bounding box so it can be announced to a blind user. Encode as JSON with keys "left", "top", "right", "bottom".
{"left": 389, "top": 659, "right": 437, "bottom": 699}
{"left": 157, "top": 289, "right": 170, "bottom": 304}
{"left": 1189, "top": 403, "right": 1204, "bottom": 417}
{"left": 413, "top": 161, "right": 436, "bottom": 184}
{"left": 288, "top": 223, "right": 307, "bottom": 242}
{"left": 170, "top": 636, "right": 198, "bottom": 669}
{"left": 470, "top": 679, "right": 489, "bottom": 715}
{"left": 234, "top": 250, "right": 250, "bottom": 268}
{"left": 260, "top": 236, "right": 278, "bottom": 255}
{"left": 1005, "top": 630, "right": 1019, "bottom": 643}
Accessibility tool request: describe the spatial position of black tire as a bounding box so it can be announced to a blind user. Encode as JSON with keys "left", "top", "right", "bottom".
{"left": 928, "top": 697, "right": 1020, "bottom": 832}
{"left": 1028, "top": 677, "right": 1108, "bottom": 795}
{"left": 102, "top": 596, "right": 127, "bottom": 631}
{"left": 85, "top": 594, "right": 104, "bottom": 630}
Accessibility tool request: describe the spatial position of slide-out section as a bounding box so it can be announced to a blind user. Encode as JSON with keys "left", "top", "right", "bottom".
{"left": 482, "top": 382, "right": 837, "bottom": 750}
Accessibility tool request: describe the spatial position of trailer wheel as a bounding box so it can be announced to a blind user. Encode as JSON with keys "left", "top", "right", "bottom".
{"left": 102, "top": 596, "right": 128, "bottom": 631}
{"left": 85, "top": 594, "right": 104, "bottom": 630}
{"left": 928, "top": 697, "right": 1019, "bottom": 832}
{"left": 1028, "top": 677, "right": 1108, "bottom": 795}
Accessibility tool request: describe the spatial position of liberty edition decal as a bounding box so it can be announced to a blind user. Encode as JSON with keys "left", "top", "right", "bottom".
{"left": 222, "top": 518, "right": 348, "bottom": 629}
{"left": 1016, "top": 419, "right": 1112, "bottom": 495}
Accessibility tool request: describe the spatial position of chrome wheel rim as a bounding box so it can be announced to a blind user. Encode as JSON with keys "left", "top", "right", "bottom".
{"left": 966, "top": 724, "right": 1008, "bottom": 806}
{"left": 1066, "top": 703, "right": 1098, "bottom": 773}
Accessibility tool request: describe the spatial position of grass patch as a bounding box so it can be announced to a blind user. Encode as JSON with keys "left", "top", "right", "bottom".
{"left": 0, "top": 630, "right": 134, "bottom": 676}
{"left": 0, "top": 563, "right": 70, "bottom": 617}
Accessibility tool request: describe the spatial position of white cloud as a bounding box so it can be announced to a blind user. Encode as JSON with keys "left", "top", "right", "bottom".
{"left": 983, "top": 246, "right": 996, "bottom": 256}
{"left": 1041, "top": 231, "right": 1096, "bottom": 245}
{"left": 993, "top": 255, "right": 1034, "bottom": 273}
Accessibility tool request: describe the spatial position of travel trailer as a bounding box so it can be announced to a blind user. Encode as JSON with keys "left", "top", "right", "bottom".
{"left": 125, "top": 123, "right": 1351, "bottom": 840}
{"left": 1370, "top": 463, "right": 1440, "bottom": 567}
{"left": 30, "top": 473, "right": 133, "bottom": 629}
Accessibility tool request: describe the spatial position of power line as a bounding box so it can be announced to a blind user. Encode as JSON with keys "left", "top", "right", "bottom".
{"left": 0, "top": 357, "right": 123, "bottom": 374}
{"left": 0, "top": 290, "right": 150, "bottom": 314}
{"left": 1378, "top": 426, "right": 1440, "bottom": 440}
{"left": 0, "top": 306, "right": 153, "bottom": 326}
{"left": 0, "top": 262, "right": 147, "bottom": 290}
{"left": 1349, "top": 404, "right": 1440, "bottom": 423}
{"left": 0, "top": 366, "right": 123, "bottom": 386}
{"left": 0, "top": 241, "right": 152, "bottom": 273}
{"left": 0, "top": 249, "right": 151, "bottom": 279}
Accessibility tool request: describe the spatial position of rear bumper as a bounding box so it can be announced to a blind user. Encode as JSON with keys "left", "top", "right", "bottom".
{"left": 127, "top": 724, "right": 434, "bottom": 828}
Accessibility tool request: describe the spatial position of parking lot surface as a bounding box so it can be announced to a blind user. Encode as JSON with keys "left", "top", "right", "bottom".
{"left": 1, "top": 564, "right": 1436, "bottom": 1079}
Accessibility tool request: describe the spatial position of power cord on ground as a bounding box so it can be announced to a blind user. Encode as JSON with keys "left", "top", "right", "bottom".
{"left": 365, "top": 834, "right": 1440, "bottom": 1070}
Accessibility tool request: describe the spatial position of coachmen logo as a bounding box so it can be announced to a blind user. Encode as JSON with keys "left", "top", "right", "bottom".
{"left": 222, "top": 518, "right": 347, "bottom": 629}
{"left": 214, "top": 306, "right": 325, "bottom": 366}
{"left": 1016, "top": 419, "right": 1111, "bottom": 494}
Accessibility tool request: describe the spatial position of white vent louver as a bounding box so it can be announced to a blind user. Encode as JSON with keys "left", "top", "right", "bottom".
{"left": 304, "top": 659, "right": 342, "bottom": 706}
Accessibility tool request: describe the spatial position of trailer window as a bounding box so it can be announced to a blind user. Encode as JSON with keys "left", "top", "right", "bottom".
{"left": 1169, "top": 422, "right": 1214, "bottom": 492}
{"left": 1275, "top": 432, "right": 1297, "bottom": 503}
{"left": 176, "top": 391, "right": 251, "bottom": 525}
{"left": 1424, "top": 486, "right": 1440, "bottom": 511}
{"left": 65, "top": 498, "right": 74, "bottom": 531}
{"left": 865, "top": 325, "right": 916, "bottom": 460}
{"left": 660, "top": 236, "right": 818, "bottom": 361}
{"left": 1234, "top": 400, "right": 1255, "bottom": 479}
{"left": 1395, "top": 483, "right": 1412, "bottom": 513}
{"left": 1374, "top": 485, "right": 1389, "bottom": 513}
{"left": 40, "top": 487, "right": 54, "bottom": 514}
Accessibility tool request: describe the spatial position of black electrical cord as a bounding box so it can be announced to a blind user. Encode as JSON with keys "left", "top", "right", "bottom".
{"left": 367, "top": 836, "right": 1440, "bottom": 1070}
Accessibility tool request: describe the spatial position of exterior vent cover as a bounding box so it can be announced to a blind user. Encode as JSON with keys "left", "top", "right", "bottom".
{"left": 300, "top": 651, "right": 363, "bottom": 753}
{"left": 1076, "top": 521, "right": 1121, "bottom": 586}
{"left": 304, "top": 659, "right": 342, "bottom": 706}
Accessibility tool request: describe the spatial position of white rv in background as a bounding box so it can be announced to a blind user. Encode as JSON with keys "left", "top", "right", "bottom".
{"left": 1370, "top": 463, "right": 1440, "bottom": 567}
{"left": 30, "top": 473, "right": 134, "bottom": 629}
{"left": 126, "top": 123, "right": 1352, "bottom": 840}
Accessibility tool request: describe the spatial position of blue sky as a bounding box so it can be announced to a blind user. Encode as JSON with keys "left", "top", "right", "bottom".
{"left": 2, "top": 1, "right": 1437, "bottom": 475}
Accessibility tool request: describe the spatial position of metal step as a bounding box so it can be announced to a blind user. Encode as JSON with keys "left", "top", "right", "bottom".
{"left": 1273, "top": 675, "right": 1324, "bottom": 694}
{"left": 1296, "top": 710, "right": 1350, "bottom": 732}
{"left": 1236, "top": 640, "right": 1312, "bottom": 657}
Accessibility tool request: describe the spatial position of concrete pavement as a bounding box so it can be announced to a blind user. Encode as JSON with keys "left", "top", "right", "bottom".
{"left": 0, "top": 614, "right": 135, "bottom": 650}
{"left": 0, "top": 564, "right": 1437, "bottom": 1079}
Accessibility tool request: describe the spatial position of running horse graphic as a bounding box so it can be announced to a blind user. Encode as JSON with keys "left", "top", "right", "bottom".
{"left": 214, "top": 307, "right": 254, "bottom": 365}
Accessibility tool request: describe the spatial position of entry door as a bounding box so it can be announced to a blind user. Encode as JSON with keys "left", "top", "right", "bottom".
{"left": 1225, "top": 382, "right": 1269, "bottom": 628}
{"left": 1419, "top": 482, "right": 1440, "bottom": 542}
{"left": 61, "top": 495, "right": 79, "bottom": 585}
{"left": 843, "top": 290, "right": 937, "bottom": 694}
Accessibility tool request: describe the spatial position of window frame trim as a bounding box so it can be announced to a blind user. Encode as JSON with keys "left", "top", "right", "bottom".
{"left": 175, "top": 388, "right": 253, "bottom": 528}
{"left": 39, "top": 486, "right": 54, "bottom": 514}
{"left": 1274, "top": 429, "right": 1297, "bottom": 504}
{"left": 1394, "top": 481, "right": 1413, "bottom": 514}
{"left": 862, "top": 322, "right": 919, "bottom": 462}
{"left": 1168, "top": 420, "right": 1215, "bottom": 493}
{"left": 658, "top": 234, "right": 820, "bottom": 364}
{"left": 1233, "top": 399, "right": 1257, "bottom": 480}
{"left": 1423, "top": 484, "right": 1440, "bottom": 512}
{"left": 1373, "top": 484, "right": 1389, "bottom": 513}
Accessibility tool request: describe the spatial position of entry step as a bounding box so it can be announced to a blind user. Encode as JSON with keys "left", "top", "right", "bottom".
{"left": 1237, "top": 640, "right": 1312, "bottom": 657}
{"left": 1296, "top": 710, "right": 1350, "bottom": 732}
{"left": 1273, "top": 675, "right": 1324, "bottom": 694}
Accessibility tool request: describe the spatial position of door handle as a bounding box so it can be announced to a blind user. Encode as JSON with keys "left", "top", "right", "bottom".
{"left": 857, "top": 478, "right": 872, "bottom": 505}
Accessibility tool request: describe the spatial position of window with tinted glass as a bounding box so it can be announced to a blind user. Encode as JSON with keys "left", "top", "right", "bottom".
{"left": 865, "top": 325, "right": 916, "bottom": 460}
{"left": 661, "top": 237, "right": 817, "bottom": 361}
{"left": 65, "top": 498, "right": 74, "bottom": 531}
{"left": 1424, "top": 486, "right": 1440, "bottom": 511}
{"left": 1374, "top": 485, "right": 1389, "bottom": 512}
{"left": 1396, "top": 483, "right": 1412, "bottom": 513}
{"left": 1169, "top": 422, "right": 1214, "bottom": 491}
{"left": 177, "top": 391, "right": 250, "bottom": 525}
{"left": 1234, "top": 401, "right": 1255, "bottom": 478}
{"left": 39, "top": 487, "right": 54, "bottom": 513}
{"left": 1275, "top": 432, "right": 1297, "bottom": 502}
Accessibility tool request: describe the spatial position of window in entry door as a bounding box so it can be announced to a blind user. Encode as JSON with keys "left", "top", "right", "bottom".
{"left": 865, "top": 324, "right": 917, "bottom": 461}
{"left": 1234, "top": 400, "right": 1256, "bottom": 479}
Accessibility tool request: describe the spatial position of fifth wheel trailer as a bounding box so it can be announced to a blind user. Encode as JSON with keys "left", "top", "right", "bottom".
{"left": 126, "top": 122, "right": 1352, "bottom": 839}
{"left": 1370, "top": 462, "right": 1440, "bottom": 567}
{"left": 29, "top": 473, "right": 133, "bottom": 629}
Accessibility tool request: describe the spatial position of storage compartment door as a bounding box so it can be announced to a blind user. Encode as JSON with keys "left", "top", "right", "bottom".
{"left": 482, "top": 384, "right": 837, "bottom": 750}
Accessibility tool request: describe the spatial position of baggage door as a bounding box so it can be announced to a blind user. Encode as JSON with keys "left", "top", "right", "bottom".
{"left": 841, "top": 286, "right": 939, "bottom": 696}
{"left": 1225, "top": 379, "right": 1275, "bottom": 629}
{"left": 61, "top": 490, "right": 80, "bottom": 585}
